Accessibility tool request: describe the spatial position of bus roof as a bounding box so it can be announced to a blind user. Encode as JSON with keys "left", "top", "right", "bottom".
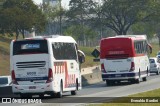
{"left": 13, "top": 35, "right": 77, "bottom": 43}
{"left": 102, "top": 35, "right": 147, "bottom": 41}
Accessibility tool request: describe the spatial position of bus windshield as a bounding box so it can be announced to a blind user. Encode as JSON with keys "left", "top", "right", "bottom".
{"left": 100, "top": 38, "right": 134, "bottom": 59}
{"left": 13, "top": 40, "right": 48, "bottom": 55}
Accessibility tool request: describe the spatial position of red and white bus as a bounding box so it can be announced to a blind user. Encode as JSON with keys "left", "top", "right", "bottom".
{"left": 100, "top": 35, "right": 152, "bottom": 85}
{"left": 10, "top": 35, "right": 85, "bottom": 98}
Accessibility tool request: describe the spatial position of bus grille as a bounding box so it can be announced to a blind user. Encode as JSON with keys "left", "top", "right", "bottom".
{"left": 16, "top": 61, "right": 46, "bottom": 68}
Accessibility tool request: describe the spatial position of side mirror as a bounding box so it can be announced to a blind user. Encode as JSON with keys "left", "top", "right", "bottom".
{"left": 147, "top": 43, "right": 152, "bottom": 54}
{"left": 78, "top": 50, "right": 85, "bottom": 64}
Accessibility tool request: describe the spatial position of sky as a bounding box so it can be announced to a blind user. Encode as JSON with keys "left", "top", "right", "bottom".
{"left": 33, "top": 0, "right": 70, "bottom": 9}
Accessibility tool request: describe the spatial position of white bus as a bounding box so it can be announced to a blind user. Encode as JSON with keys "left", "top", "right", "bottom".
{"left": 100, "top": 35, "right": 152, "bottom": 86}
{"left": 10, "top": 35, "right": 85, "bottom": 98}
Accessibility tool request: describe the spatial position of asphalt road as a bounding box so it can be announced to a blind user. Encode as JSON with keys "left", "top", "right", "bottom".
{"left": 0, "top": 73, "right": 160, "bottom": 106}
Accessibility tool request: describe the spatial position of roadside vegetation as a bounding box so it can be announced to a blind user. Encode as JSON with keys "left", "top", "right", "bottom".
{"left": 88, "top": 89, "right": 160, "bottom": 106}
{"left": 150, "top": 42, "right": 159, "bottom": 57}
{"left": 88, "top": 88, "right": 160, "bottom": 106}
{"left": 0, "top": 36, "right": 10, "bottom": 75}
{"left": 79, "top": 46, "right": 100, "bottom": 68}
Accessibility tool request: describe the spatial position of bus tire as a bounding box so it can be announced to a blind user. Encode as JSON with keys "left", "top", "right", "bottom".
{"left": 57, "top": 81, "right": 63, "bottom": 98}
{"left": 142, "top": 77, "right": 147, "bottom": 81}
{"left": 50, "top": 92, "right": 56, "bottom": 98}
{"left": 71, "top": 90, "right": 77, "bottom": 95}
{"left": 106, "top": 80, "right": 114, "bottom": 86}
{"left": 39, "top": 94, "right": 44, "bottom": 98}
{"left": 135, "top": 78, "right": 140, "bottom": 83}
{"left": 71, "top": 79, "right": 78, "bottom": 95}
{"left": 147, "top": 68, "right": 149, "bottom": 76}
{"left": 135, "top": 71, "right": 141, "bottom": 83}
{"left": 130, "top": 79, "right": 135, "bottom": 84}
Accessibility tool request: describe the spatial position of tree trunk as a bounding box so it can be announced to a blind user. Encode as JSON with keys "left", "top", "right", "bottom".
{"left": 22, "top": 30, "right": 25, "bottom": 39}
{"left": 123, "top": 30, "right": 127, "bottom": 35}
{"left": 16, "top": 30, "right": 19, "bottom": 40}
{"left": 158, "top": 35, "right": 160, "bottom": 49}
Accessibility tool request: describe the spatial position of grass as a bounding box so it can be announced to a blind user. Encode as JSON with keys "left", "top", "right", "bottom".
{"left": 88, "top": 88, "right": 160, "bottom": 106}
{"left": 150, "top": 42, "right": 159, "bottom": 57}
{"left": 0, "top": 36, "right": 11, "bottom": 75}
{"left": 0, "top": 54, "right": 10, "bottom": 75}
{"left": 79, "top": 46, "right": 100, "bottom": 68}
{"left": 130, "top": 88, "right": 160, "bottom": 97}
{"left": 97, "top": 103, "right": 160, "bottom": 106}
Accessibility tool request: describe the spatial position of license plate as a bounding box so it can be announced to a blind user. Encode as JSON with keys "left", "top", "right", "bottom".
{"left": 29, "top": 86, "right": 36, "bottom": 89}
{"left": 115, "top": 74, "right": 121, "bottom": 77}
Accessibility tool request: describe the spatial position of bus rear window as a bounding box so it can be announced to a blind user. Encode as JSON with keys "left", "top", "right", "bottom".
{"left": 13, "top": 40, "right": 48, "bottom": 55}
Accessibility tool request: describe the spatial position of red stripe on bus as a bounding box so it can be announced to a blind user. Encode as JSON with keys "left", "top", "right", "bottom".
{"left": 64, "top": 62, "right": 68, "bottom": 88}
{"left": 54, "top": 63, "right": 56, "bottom": 74}
{"left": 59, "top": 62, "right": 62, "bottom": 73}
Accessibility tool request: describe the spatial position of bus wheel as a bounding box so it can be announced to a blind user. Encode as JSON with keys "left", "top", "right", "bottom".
{"left": 50, "top": 92, "right": 56, "bottom": 98}
{"left": 106, "top": 80, "right": 113, "bottom": 86}
{"left": 135, "top": 78, "right": 140, "bottom": 83}
{"left": 71, "top": 80, "right": 78, "bottom": 95}
{"left": 71, "top": 91, "right": 77, "bottom": 95}
{"left": 57, "top": 81, "right": 63, "bottom": 98}
{"left": 39, "top": 94, "right": 44, "bottom": 98}
{"left": 147, "top": 68, "right": 149, "bottom": 76}
{"left": 142, "top": 77, "right": 147, "bottom": 81}
{"left": 130, "top": 80, "right": 135, "bottom": 84}
{"left": 135, "top": 71, "right": 141, "bottom": 83}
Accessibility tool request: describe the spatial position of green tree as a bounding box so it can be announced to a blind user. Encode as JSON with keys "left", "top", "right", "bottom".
{"left": 131, "top": 0, "right": 160, "bottom": 46}
{"left": 64, "top": 25, "right": 98, "bottom": 40}
{"left": 101, "top": 0, "right": 157, "bottom": 35}
{"left": 150, "top": 0, "right": 160, "bottom": 48}
{"left": 67, "top": 0, "right": 95, "bottom": 41}
{"left": 1, "top": 0, "right": 46, "bottom": 39}
{"left": 42, "top": 2, "right": 66, "bottom": 35}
